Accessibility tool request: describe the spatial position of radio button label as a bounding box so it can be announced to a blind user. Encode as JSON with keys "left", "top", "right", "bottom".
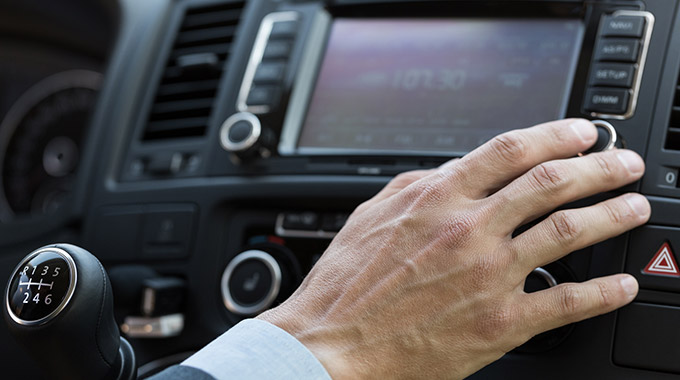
{"left": 601, "top": 15, "right": 645, "bottom": 38}
{"left": 595, "top": 39, "right": 640, "bottom": 62}
{"left": 589, "top": 63, "right": 635, "bottom": 87}
{"left": 584, "top": 88, "right": 630, "bottom": 114}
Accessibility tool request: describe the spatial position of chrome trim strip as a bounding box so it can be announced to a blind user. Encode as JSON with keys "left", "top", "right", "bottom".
{"left": 5, "top": 246, "right": 78, "bottom": 326}
{"left": 274, "top": 213, "right": 338, "bottom": 239}
{"left": 236, "top": 12, "right": 300, "bottom": 115}
{"left": 278, "top": 10, "right": 331, "bottom": 156}
{"left": 221, "top": 250, "right": 281, "bottom": 316}
{"left": 121, "top": 313, "right": 184, "bottom": 338}
{"left": 591, "top": 10, "right": 655, "bottom": 120}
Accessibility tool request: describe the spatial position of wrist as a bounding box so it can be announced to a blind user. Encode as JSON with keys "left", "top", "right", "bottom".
{"left": 257, "top": 305, "right": 359, "bottom": 379}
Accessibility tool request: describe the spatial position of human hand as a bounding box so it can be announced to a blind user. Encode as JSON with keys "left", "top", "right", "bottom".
{"left": 258, "top": 119, "right": 650, "bottom": 379}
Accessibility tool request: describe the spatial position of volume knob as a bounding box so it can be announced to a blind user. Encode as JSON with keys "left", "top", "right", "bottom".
{"left": 583, "top": 120, "right": 622, "bottom": 154}
{"left": 219, "top": 112, "right": 274, "bottom": 160}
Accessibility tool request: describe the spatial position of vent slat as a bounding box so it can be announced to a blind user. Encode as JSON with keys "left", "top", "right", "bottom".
{"left": 170, "top": 44, "right": 231, "bottom": 61}
{"left": 665, "top": 129, "right": 680, "bottom": 151}
{"left": 144, "top": 126, "right": 207, "bottom": 141}
{"left": 142, "top": 2, "right": 243, "bottom": 141}
{"left": 175, "top": 26, "right": 238, "bottom": 47}
{"left": 156, "top": 80, "right": 220, "bottom": 98}
{"left": 182, "top": 10, "right": 242, "bottom": 30}
{"left": 665, "top": 73, "right": 680, "bottom": 150}
{"left": 146, "top": 117, "right": 209, "bottom": 134}
{"left": 185, "top": 2, "right": 245, "bottom": 16}
{"left": 162, "top": 66, "right": 222, "bottom": 82}
{"left": 150, "top": 98, "right": 215, "bottom": 116}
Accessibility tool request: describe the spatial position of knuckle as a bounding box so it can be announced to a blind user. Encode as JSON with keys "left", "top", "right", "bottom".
{"left": 467, "top": 255, "right": 509, "bottom": 291}
{"left": 392, "top": 170, "right": 423, "bottom": 186}
{"left": 596, "top": 281, "right": 615, "bottom": 308}
{"left": 403, "top": 179, "right": 446, "bottom": 207}
{"left": 603, "top": 202, "right": 627, "bottom": 225}
{"left": 352, "top": 200, "right": 374, "bottom": 216}
{"left": 470, "top": 257, "right": 495, "bottom": 280}
{"left": 352, "top": 203, "right": 368, "bottom": 216}
{"left": 530, "top": 162, "right": 569, "bottom": 193}
{"left": 504, "top": 241, "right": 522, "bottom": 266}
{"left": 490, "top": 132, "right": 529, "bottom": 163}
{"left": 549, "top": 211, "right": 582, "bottom": 243}
{"left": 439, "top": 213, "right": 479, "bottom": 248}
{"left": 593, "top": 154, "right": 616, "bottom": 179}
{"left": 549, "top": 123, "right": 571, "bottom": 146}
{"left": 476, "top": 305, "right": 517, "bottom": 341}
{"left": 559, "top": 285, "right": 583, "bottom": 315}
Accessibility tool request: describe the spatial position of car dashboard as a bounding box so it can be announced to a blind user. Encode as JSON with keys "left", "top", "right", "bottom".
{"left": 2, "top": 0, "right": 680, "bottom": 378}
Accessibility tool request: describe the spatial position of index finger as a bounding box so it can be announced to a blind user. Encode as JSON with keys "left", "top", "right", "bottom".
{"left": 449, "top": 119, "right": 598, "bottom": 199}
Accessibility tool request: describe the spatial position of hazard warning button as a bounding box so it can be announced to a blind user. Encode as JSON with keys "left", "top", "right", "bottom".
{"left": 642, "top": 242, "right": 680, "bottom": 277}
{"left": 625, "top": 226, "right": 680, "bottom": 293}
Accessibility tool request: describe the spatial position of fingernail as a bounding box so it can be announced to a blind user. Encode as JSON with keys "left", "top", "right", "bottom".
{"left": 625, "top": 193, "right": 650, "bottom": 216}
{"left": 569, "top": 119, "right": 597, "bottom": 144}
{"left": 617, "top": 150, "right": 645, "bottom": 175}
{"left": 620, "top": 276, "right": 638, "bottom": 298}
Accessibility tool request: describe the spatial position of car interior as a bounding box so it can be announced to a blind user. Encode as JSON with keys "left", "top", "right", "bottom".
{"left": 2, "top": 0, "right": 680, "bottom": 378}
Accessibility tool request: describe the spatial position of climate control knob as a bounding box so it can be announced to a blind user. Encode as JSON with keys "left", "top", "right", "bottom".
{"left": 518, "top": 262, "right": 576, "bottom": 354}
{"left": 221, "top": 244, "right": 301, "bottom": 316}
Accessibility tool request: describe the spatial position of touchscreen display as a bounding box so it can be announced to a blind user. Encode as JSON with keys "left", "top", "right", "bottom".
{"left": 295, "top": 18, "right": 584, "bottom": 155}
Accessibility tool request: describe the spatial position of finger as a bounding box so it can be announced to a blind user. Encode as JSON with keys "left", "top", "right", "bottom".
{"left": 488, "top": 149, "right": 645, "bottom": 233}
{"left": 509, "top": 193, "right": 650, "bottom": 270}
{"left": 448, "top": 119, "right": 597, "bottom": 199}
{"left": 520, "top": 274, "right": 637, "bottom": 335}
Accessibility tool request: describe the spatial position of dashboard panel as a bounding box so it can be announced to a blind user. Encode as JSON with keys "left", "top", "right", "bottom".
{"left": 2, "top": 0, "right": 680, "bottom": 378}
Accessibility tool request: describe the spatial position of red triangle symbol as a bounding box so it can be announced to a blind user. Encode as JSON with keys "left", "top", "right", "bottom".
{"left": 643, "top": 242, "right": 680, "bottom": 277}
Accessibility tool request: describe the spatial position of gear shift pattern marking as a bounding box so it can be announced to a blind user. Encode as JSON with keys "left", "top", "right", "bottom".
{"left": 5, "top": 248, "right": 76, "bottom": 325}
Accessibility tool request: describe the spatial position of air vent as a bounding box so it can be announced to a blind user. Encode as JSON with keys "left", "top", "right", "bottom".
{"left": 143, "top": 2, "right": 245, "bottom": 141}
{"left": 664, "top": 77, "right": 680, "bottom": 150}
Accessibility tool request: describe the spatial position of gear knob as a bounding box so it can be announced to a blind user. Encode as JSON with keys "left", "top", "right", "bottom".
{"left": 3, "top": 244, "right": 135, "bottom": 380}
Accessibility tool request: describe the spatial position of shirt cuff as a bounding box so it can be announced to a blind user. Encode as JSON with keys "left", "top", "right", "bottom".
{"left": 181, "top": 319, "right": 331, "bottom": 380}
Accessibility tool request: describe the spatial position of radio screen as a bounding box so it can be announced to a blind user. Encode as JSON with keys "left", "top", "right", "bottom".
{"left": 296, "top": 18, "right": 584, "bottom": 155}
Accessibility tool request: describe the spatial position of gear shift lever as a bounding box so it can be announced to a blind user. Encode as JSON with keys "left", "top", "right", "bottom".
{"left": 3, "top": 244, "right": 135, "bottom": 380}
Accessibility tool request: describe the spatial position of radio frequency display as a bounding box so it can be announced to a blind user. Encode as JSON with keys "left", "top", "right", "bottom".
{"left": 297, "top": 18, "right": 584, "bottom": 155}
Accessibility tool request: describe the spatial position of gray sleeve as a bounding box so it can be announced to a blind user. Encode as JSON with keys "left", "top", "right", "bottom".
{"left": 148, "top": 365, "right": 216, "bottom": 380}
{"left": 178, "top": 319, "right": 332, "bottom": 380}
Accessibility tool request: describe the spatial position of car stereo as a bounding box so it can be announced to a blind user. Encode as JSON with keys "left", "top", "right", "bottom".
{"left": 219, "top": 0, "right": 654, "bottom": 167}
